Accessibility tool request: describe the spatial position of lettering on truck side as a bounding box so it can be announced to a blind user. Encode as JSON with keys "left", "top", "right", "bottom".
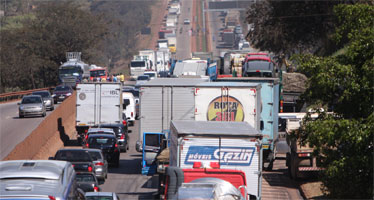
{"left": 185, "top": 146, "right": 255, "bottom": 166}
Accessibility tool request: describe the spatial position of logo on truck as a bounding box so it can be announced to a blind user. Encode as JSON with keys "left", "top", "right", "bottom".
{"left": 185, "top": 146, "right": 255, "bottom": 166}
{"left": 207, "top": 96, "right": 244, "bottom": 121}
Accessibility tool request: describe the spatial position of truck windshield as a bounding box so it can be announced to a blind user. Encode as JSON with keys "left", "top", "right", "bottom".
{"left": 131, "top": 61, "right": 146, "bottom": 68}
{"left": 59, "top": 67, "right": 81, "bottom": 76}
{"left": 90, "top": 70, "right": 106, "bottom": 77}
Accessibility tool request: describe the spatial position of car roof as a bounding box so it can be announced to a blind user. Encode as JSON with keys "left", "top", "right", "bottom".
{"left": 57, "top": 148, "right": 88, "bottom": 152}
{"left": 84, "top": 148, "right": 102, "bottom": 153}
{"left": 32, "top": 90, "right": 50, "bottom": 94}
{"left": 88, "top": 128, "right": 115, "bottom": 133}
{"left": 85, "top": 192, "right": 114, "bottom": 197}
{"left": 99, "top": 123, "right": 124, "bottom": 128}
{"left": 23, "top": 95, "right": 42, "bottom": 99}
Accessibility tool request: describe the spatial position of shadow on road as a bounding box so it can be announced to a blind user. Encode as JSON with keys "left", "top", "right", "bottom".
{"left": 108, "top": 157, "right": 142, "bottom": 175}
{"left": 58, "top": 117, "right": 80, "bottom": 146}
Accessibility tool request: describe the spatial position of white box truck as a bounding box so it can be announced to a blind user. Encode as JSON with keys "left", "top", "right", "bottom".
{"left": 194, "top": 82, "right": 262, "bottom": 130}
{"left": 75, "top": 83, "right": 123, "bottom": 142}
{"left": 169, "top": 120, "right": 263, "bottom": 199}
{"left": 139, "top": 50, "right": 156, "bottom": 71}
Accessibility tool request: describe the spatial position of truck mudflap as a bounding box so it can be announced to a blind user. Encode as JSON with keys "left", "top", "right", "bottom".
{"left": 298, "top": 167, "right": 324, "bottom": 171}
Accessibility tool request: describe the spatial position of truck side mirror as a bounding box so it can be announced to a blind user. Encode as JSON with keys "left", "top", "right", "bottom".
{"left": 260, "top": 120, "right": 264, "bottom": 130}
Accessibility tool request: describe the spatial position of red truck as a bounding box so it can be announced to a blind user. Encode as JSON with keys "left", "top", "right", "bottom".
{"left": 160, "top": 164, "right": 248, "bottom": 200}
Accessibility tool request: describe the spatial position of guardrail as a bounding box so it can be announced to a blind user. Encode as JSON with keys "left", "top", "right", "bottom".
{"left": 0, "top": 87, "right": 53, "bottom": 102}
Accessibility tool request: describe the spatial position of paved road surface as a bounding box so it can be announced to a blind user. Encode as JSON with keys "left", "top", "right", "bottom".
{"left": 100, "top": 120, "right": 157, "bottom": 199}
{"left": 0, "top": 101, "right": 59, "bottom": 160}
{"left": 176, "top": 0, "right": 193, "bottom": 60}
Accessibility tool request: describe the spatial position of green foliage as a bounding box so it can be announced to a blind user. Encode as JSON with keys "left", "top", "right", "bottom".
{"left": 293, "top": 4, "right": 374, "bottom": 198}
{"left": 300, "top": 113, "right": 373, "bottom": 198}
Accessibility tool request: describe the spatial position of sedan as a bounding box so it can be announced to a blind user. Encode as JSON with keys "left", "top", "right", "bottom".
{"left": 18, "top": 95, "right": 46, "bottom": 118}
{"left": 52, "top": 85, "right": 73, "bottom": 104}
{"left": 75, "top": 172, "right": 101, "bottom": 193}
{"left": 32, "top": 90, "right": 54, "bottom": 111}
{"left": 86, "top": 149, "right": 108, "bottom": 182}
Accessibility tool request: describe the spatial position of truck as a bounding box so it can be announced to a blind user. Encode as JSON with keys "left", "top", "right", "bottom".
{"left": 137, "top": 79, "right": 262, "bottom": 151}
{"left": 58, "top": 52, "right": 90, "bottom": 88}
{"left": 191, "top": 52, "right": 213, "bottom": 61}
{"left": 243, "top": 53, "right": 277, "bottom": 78}
{"left": 161, "top": 166, "right": 248, "bottom": 200}
{"left": 168, "top": 120, "right": 263, "bottom": 199}
{"left": 139, "top": 50, "right": 156, "bottom": 71}
{"left": 156, "top": 49, "right": 170, "bottom": 72}
{"left": 279, "top": 112, "right": 324, "bottom": 179}
{"left": 167, "top": 36, "right": 177, "bottom": 53}
{"left": 172, "top": 59, "right": 208, "bottom": 77}
{"left": 141, "top": 132, "right": 167, "bottom": 175}
{"left": 89, "top": 67, "right": 108, "bottom": 82}
{"left": 75, "top": 83, "right": 123, "bottom": 143}
{"left": 216, "top": 77, "right": 280, "bottom": 170}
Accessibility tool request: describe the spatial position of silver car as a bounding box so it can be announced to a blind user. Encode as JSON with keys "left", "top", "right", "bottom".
{"left": 86, "top": 149, "right": 108, "bottom": 182}
{"left": 32, "top": 90, "right": 54, "bottom": 111}
{"left": 18, "top": 95, "right": 46, "bottom": 118}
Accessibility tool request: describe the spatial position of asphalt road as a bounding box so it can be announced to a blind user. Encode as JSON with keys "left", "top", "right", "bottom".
{"left": 175, "top": 0, "right": 193, "bottom": 60}
{"left": 99, "top": 119, "right": 158, "bottom": 199}
{"left": 0, "top": 101, "right": 59, "bottom": 160}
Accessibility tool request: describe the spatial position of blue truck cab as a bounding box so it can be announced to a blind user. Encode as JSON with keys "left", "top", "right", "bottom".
{"left": 141, "top": 132, "right": 167, "bottom": 175}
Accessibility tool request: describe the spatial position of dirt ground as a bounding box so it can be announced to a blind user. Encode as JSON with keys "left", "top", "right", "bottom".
{"left": 300, "top": 181, "right": 326, "bottom": 199}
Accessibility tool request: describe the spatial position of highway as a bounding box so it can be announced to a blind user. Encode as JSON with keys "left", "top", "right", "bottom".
{"left": 175, "top": 0, "right": 193, "bottom": 60}
{"left": 0, "top": 101, "right": 58, "bottom": 160}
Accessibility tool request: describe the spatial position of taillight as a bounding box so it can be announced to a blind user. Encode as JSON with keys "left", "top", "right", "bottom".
{"left": 95, "top": 162, "right": 104, "bottom": 166}
{"left": 85, "top": 134, "right": 88, "bottom": 140}
{"left": 120, "top": 135, "right": 124, "bottom": 139}
{"left": 193, "top": 162, "right": 202, "bottom": 169}
{"left": 88, "top": 166, "right": 92, "bottom": 172}
{"left": 115, "top": 143, "right": 118, "bottom": 147}
{"left": 48, "top": 196, "right": 56, "bottom": 200}
{"left": 122, "top": 120, "right": 127, "bottom": 126}
{"left": 85, "top": 143, "right": 89, "bottom": 148}
{"left": 85, "top": 129, "right": 88, "bottom": 133}
{"left": 94, "top": 186, "right": 99, "bottom": 192}
{"left": 131, "top": 112, "right": 133, "bottom": 117}
{"left": 210, "top": 162, "right": 220, "bottom": 169}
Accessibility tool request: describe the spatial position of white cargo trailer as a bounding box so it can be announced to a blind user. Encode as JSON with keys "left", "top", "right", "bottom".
{"left": 169, "top": 120, "right": 263, "bottom": 199}
{"left": 194, "top": 82, "right": 262, "bottom": 130}
{"left": 75, "top": 83, "right": 123, "bottom": 141}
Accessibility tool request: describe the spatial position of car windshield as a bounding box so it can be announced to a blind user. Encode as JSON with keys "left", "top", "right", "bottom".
{"left": 144, "top": 73, "right": 155, "bottom": 77}
{"left": 22, "top": 97, "right": 42, "bottom": 104}
{"left": 90, "top": 70, "right": 106, "bottom": 77}
{"left": 86, "top": 196, "right": 113, "bottom": 200}
{"left": 123, "top": 99, "right": 130, "bottom": 109}
{"left": 100, "top": 126, "right": 121, "bottom": 136}
{"left": 76, "top": 174, "right": 95, "bottom": 182}
{"left": 32, "top": 91, "right": 50, "bottom": 98}
{"left": 130, "top": 61, "right": 146, "bottom": 67}
{"left": 137, "top": 76, "right": 149, "bottom": 80}
{"left": 55, "top": 86, "right": 71, "bottom": 92}
{"left": 55, "top": 151, "right": 92, "bottom": 162}
{"left": 88, "top": 151, "right": 103, "bottom": 161}
{"left": 88, "top": 137, "right": 115, "bottom": 145}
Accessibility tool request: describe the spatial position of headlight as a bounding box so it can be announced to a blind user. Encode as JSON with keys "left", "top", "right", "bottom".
{"left": 52, "top": 94, "right": 56, "bottom": 97}
{"left": 19, "top": 105, "right": 24, "bottom": 110}
{"left": 39, "top": 105, "right": 43, "bottom": 109}
{"left": 66, "top": 93, "right": 72, "bottom": 96}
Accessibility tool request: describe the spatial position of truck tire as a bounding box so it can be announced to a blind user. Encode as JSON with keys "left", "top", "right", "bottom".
{"left": 290, "top": 152, "right": 299, "bottom": 179}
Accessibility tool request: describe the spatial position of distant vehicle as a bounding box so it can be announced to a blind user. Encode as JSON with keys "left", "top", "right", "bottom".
{"left": 32, "top": 90, "right": 54, "bottom": 111}
{"left": 130, "top": 60, "right": 147, "bottom": 77}
{"left": 144, "top": 71, "right": 158, "bottom": 79}
{"left": 0, "top": 160, "right": 84, "bottom": 200}
{"left": 98, "top": 123, "right": 129, "bottom": 152}
{"left": 52, "top": 85, "right": 73, "bottom": 104}
{"left": 75, "top": 172, "right": 101, "bottom": 192}
{"left": 90, "top": 67, "right": 108, "bottom": 82}
{"left": 84, "top": 128, "right": 117, "bottom": 144}
{"left": 85, "top": 192, "right": 120, "bottom": 200}
{"left": 122, "top": 92, "right": 136, "bottom": 126}
{"left": 86, "top": 148, "right": 108, "bottom": 181}
{"left": 243, "top": 53, "right": 276, "bottom": 77}
{"left": 136, "top": 75, "right": 150, "bottom": 85}
{"left": 51, "top": 148, "right": 95, "bottom": 174}
{"left": 86, "top": 134, "right": 120, "bottom": 168}
{"left": 18, "top": 95, "right": 46, "bottom": 118}
{"left": 123, "top": 86, "right": 140, "bottom": 119}
{"left": 183, "top": 18, "right": 191, "bottom": 24}
{"left": 59, "top": 52, "right": 90, "bottom": 88}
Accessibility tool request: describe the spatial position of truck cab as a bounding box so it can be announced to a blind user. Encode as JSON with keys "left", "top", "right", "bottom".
{"left": 141, "top": 132, "right": 167, "bottom": 175}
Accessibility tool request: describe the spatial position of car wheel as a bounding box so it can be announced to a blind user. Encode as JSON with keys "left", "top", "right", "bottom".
{"left": 124, "top": 147, "right": 127, "bottom": 153}
{"left": 50, "top": 106, "right": 54, "bottom": 111}
{"left": 54, "top": 100, "right": 57, "bottom": 104}
{"left": 42, "top": 112, "right": 46, "bottom": 117}
{"left": 115, "top": 161, "right": 120, "bottom": 168}
{"left": 19, "top": 114, "right": 24, "bottom": 118}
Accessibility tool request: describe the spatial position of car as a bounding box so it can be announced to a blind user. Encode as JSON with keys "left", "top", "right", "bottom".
{"left": 144, "top": 71, "right": 157, "bottom": 79}
{"left": 122, "top": 86, "right": 140, "bottom": 119}
{"left": 52, "top": 85, "right": 73, "bottom": 104}
{"left": 98, "top": 123, "right": 130, "bottom": 152}
{"left": 136, "top": 75, "right": 150, "bottom": 86}
{"left": 85, "top": 192, "right": 120, "bottom": 200}
{"left": 32, "top": 90, "right": 54, "bottom": 111}
{"left": 75, "top": 172, "right": 101, "bottom": 193}
{"left": 18, "top": 95, "right": 46, "bottom": 118}
{"left": 51, "top": 148, "right": 95, "bottom": 174}
{"left": 184, "top": 18, "right": 191, "bottom": 24}
{"left": 86, "top": 134, "right": 120, "bottom": 167}
{"left": 86, "top": 149, "right": 108, "bottom": 181}
{"left": 122, "top": 92, "right": 136, "bottom": 126}
{"left": 84, "top": 128, "right": 117, "bottom": 144}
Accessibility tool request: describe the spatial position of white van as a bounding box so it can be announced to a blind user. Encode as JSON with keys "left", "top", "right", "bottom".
{"left": 123, "top": 92, "right": 136, "bottom": 126}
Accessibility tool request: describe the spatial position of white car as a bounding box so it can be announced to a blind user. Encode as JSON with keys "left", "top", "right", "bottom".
{"left": 183, "top": 18, "right": 190, "bottom": 25}
{"left": 144, "top": 71, "right": 157, "bottom": 79}
{"left": 122, "top": 92, "right": 136, "bottom": 126}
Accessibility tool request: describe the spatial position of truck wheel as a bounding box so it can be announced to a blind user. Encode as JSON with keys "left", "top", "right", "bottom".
{"left": 290, "top": 152, "right": 299, "bottom": 179}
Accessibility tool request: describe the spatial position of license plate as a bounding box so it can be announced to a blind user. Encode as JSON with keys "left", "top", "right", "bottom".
{"left": 59, "top": 96, "right": 65, "bottom": 99}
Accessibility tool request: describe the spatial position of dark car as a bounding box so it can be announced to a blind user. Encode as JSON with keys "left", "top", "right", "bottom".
{"left": 98, "top": 123, "right": 130, "bottom": 153}
{"left": 75, "top": 172, "right": 101, "bottom": 193}
{"left": 51, "top": 148, "right": 95, "bottom": 174}
{"left": 87, "top": 134, "right": 120, "bottom": 167}
{"left": 52, "top": 85, "right": 73, "bottom": 104}
{"left": 32, "top": 90, "right": 54, "bottom": 111}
